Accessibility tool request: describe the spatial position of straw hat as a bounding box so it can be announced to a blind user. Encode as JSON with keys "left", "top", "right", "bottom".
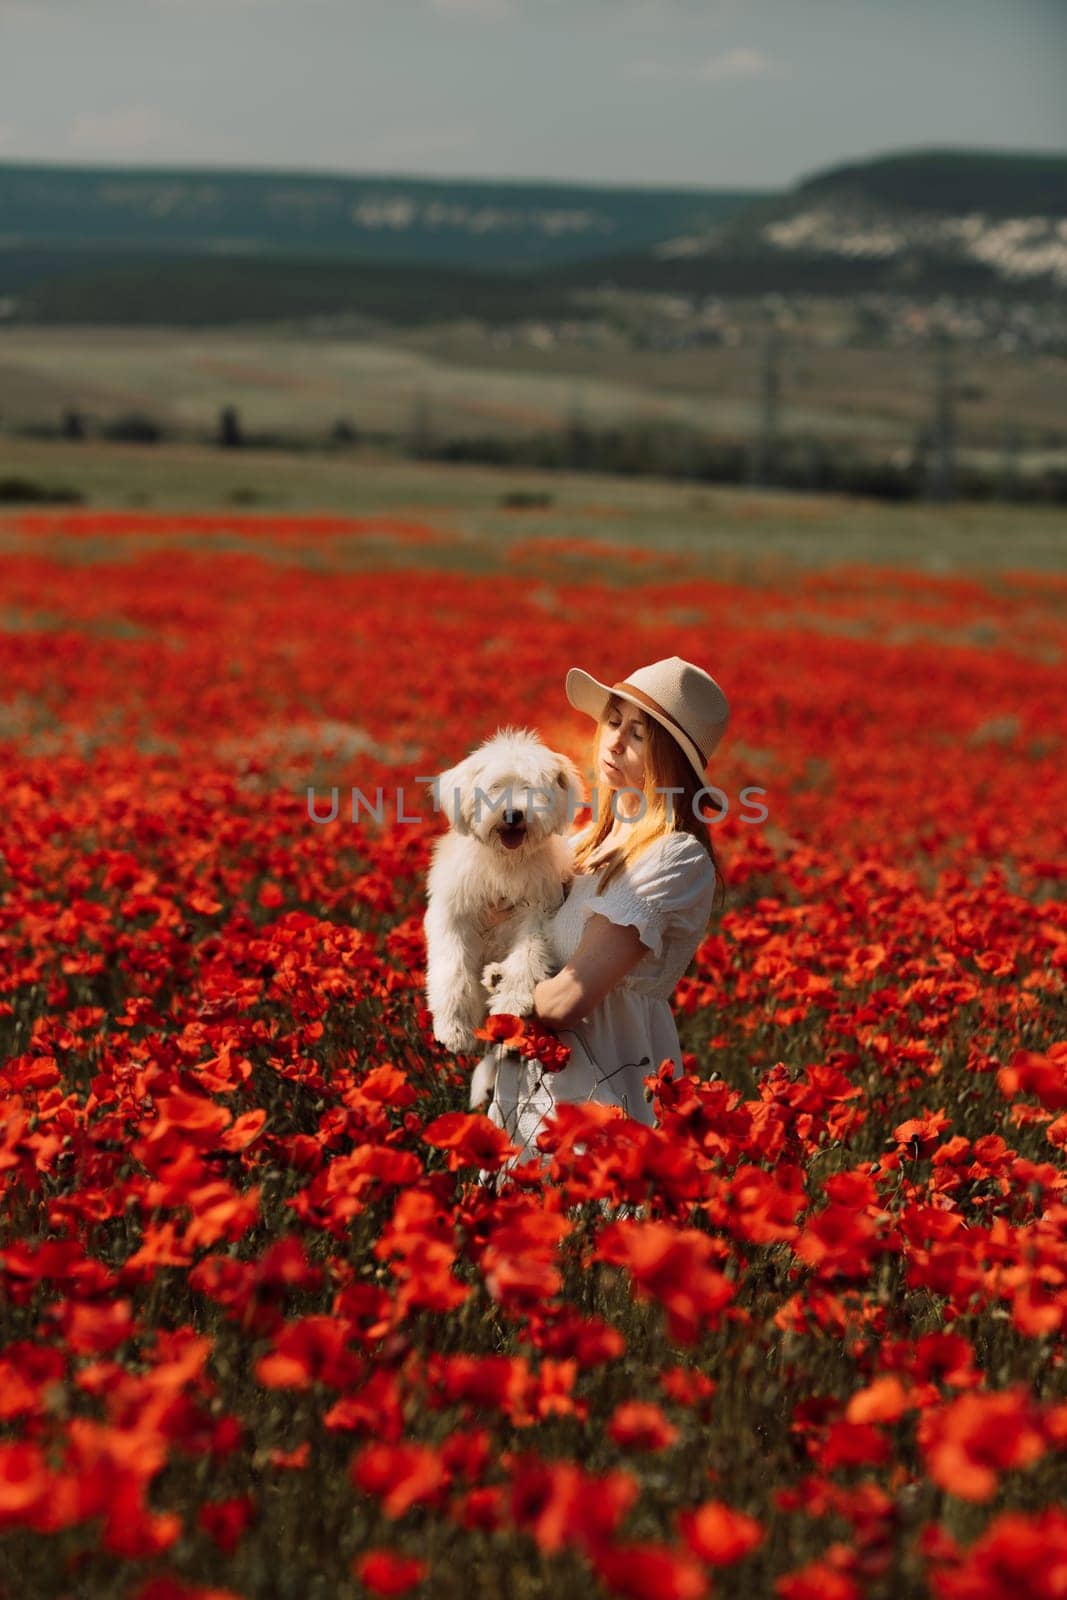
{"left": 565, "top": 656, "right": 729, "bottom": 787}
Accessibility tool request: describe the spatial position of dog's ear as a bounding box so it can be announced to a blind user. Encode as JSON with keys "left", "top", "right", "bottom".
{"left": 432, "top": 755, "right": 477, "bottom": 836}
{"left": 554, "top": 755, "right": 586, "bottom": 820}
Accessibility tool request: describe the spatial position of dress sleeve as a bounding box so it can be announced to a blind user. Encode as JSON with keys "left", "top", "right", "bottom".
{"left": 582, "top": 833, "right": 716, "bottom": 960}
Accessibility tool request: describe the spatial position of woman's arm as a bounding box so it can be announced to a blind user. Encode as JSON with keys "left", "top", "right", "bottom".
{"left": 532, "top": 913, "right": 649, "bottom": 1030}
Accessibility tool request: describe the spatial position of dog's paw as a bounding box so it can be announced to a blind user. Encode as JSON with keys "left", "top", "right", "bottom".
{"left": 468, "top": 1054, "right": 499, "bottom": 1110}
{"left": 482, "top": 962, "right": 531, "bottom": 1015}
{"left": 487, "top": 985, "right": 534, "bottom": 1019}
{"left": 434, "top": 1018, "right": 476, "bottom": 1055}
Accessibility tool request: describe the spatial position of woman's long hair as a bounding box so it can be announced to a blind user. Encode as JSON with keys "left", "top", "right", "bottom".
{"left": 572, "top": 694, "right": 726, "bottom": 916}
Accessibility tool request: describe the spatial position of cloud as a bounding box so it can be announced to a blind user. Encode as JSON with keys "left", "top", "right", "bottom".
{"left": 615, "top": 0, "right": 738, "bottom": 28}
{"left": 0, "top": 0, "right": 68, "bottom": 18}
{"left": 626, "top": 47, "right": 788, "bottom": 82}
{"left": 144, "top": 0, "right": 340, "bottom": 8}
{"left": 428, "top": 0, "right": 516, "bottom": 17}
{"left": 67, "top": 104, "right": 172, "bottom": 157}
{"left": 361, "top": 125, "right": 478, "bottom": 163}
{"left": 426, "top": 0, "right": 736, "bottom": 19}
{"left": 699, "top": 46, "right": 785, "bottom": 80}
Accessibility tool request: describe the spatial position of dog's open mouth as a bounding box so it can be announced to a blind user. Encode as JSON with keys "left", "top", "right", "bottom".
{"left": 497, "top": 824, "right": 527, "bottom": 851}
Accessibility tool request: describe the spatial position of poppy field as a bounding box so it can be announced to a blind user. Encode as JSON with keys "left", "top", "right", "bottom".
{"left": 0, "top": 503, "right": 1065, "bottom": 1600}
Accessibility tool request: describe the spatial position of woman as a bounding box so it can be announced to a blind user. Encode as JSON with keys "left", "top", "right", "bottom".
{"left": 482, "top": 655, "right": 729, "bottom": 1176}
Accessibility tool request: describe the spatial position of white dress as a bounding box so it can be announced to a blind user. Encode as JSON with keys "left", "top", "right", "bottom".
{"left": 482, "top": 825, "right": 717, "bottom": 1175}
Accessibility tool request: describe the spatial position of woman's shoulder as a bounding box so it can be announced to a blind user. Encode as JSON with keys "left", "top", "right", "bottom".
{"left": 642, "top": 828, "right": 713, "bottom": 871}
{"left": 618, "top": 832, "right": 715, "bottom": 914}
{"left": 572, "top": 823, "right": 708, "bottom": 859}
{"left": 569, "top": 824, "right": 712, "bottom": 885}
{"left": 606, "top": 828, "right": 714, "bottom": 892}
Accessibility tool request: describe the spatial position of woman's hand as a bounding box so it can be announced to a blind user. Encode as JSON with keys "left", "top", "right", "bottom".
{"left": 532, "top": 914, "right": 649, "bottom": 1031}
{"left": 480, "top": 898, "right": 516, "bottom": 931}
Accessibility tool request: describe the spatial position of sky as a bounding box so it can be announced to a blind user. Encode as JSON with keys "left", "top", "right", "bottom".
{"left": 1, "top": 0, "right": 1065, "bottom": 190}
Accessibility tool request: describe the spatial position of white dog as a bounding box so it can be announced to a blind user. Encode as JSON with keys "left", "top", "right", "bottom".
{"left": 423, "top": 727, "right": 584, "bottom": 1109}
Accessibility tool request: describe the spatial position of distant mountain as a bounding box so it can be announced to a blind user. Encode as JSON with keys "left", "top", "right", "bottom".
{"left": 795, "top": 149, "right": 1067, "bottom": 217}
{"left": 0, "top": 161, "right": 767, "bottom": 272}
{"left": 0, "top": 248, "right": 579, "bottom": 328}
{"left": 1, "top": 150, "right": 1061, "bottom": 326}
{"left": 551, "top": 148, "right": 1067, "bottom": 298}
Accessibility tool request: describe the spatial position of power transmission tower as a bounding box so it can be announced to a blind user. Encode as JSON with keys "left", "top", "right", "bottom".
{"left": 998, "top": 420, "right": 1022, "bottom": 501}
{"left": 925, "top": 337, "right": 956, "bottom": 503}
{"left": 218, "top": 405, "right": 243, "bottom": 450}
{"left": 566, "top": 387, "right": 592, "bottom": 472}
{"left": 407, "top": 389, "right": 432, "bottom": 459}
{"left": 749, "top": 327, "right": 781, "bottom": 488}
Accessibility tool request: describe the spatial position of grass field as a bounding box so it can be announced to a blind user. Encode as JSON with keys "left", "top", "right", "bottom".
{"left": 2, "top": 437, "right": 1067, "bottom": 577}
{"left": 0, "top": 467, "right": 1065, "bottom": 1598}
{"left": 2, "top": 323, "right": 1066, "bottom": 467}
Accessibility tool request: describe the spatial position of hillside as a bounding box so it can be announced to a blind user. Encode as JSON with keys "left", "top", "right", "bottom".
{"left": 797, "top": 149, "right": 1067, "bottom": 217}
{"left": 1, "top": 149, "right": 1062, "bottom": 326}
{"left": 0, "top": 249, "right": 576, "bottom": 328}
{"left": 0, "top": 162, "right": 765, "bottom": 273}
{"left": 552, "top": 148, "right": 1067, "bottom": 299}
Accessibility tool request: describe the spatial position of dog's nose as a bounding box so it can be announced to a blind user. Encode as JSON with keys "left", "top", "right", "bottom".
{"left": 502, "top": 809, "right": 525, "bottom": 827}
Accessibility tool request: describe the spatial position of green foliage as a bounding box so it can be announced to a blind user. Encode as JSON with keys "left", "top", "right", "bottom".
{"left": 0, "top": 473, "right": 84, "bottom": 504}
{"left": 2, "top": 250, "right": 580, "bottom": 328}
{"left": 0, "top": 161, "right": 765, "bottom": 272}
{"left": 798, "top": 148, "right": 1067, "bottom": 216}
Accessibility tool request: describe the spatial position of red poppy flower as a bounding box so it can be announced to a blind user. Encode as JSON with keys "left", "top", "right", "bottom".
{"left": 449, "top": 1484, "right": 507, "bottom": 1533}
{"left": 997, "top": 1046, "right": 1067, "bottom": 1110}
{"left": 794, "top": 1204, "right": 889, "bottom": 1281}
{"left": 822, "top": 1420, "right": 892, "bottom": 1470}
{"left": 590, "top": 1540, "right": 709, "bottom": 1600}
{"left": 0, "top": 1442, "right": 51, "bottom": 1527}
{"left": 660, "top": 1366, "right": 716, "bottom": 1407}
{"left": 353, "top": 1549, "right": 428, "bottom": 1597}
{"left": 926, "top": 1506, "right": 1067, "bottom": 1600}
{"left": 422, "top": 1110, "right": 518, "bottom": 1171}
{"left": 254, "top": 1315, "right": 362, "bottom": 1391}
{"left": 607, "top": 1401, "right": 680, "bottom": 1452}
{"left": 919, "top": 1390, "right": 1047, "bottom": 1502}
{"left": 507, "top": 1453, "right": 638, "bottom": 1555}
{"left": 678, "top": 1500, "right": 763, "bottom": 1565}
{"left": 351, "top": 1442, "right": 448, "bottom": 1519}
{"left": 777, "top": 1559, "right": 859, "bottom": 1600}
{"left": 845, "top": 1375, "right": 911, "bottom": 1425}
{"left": 593, "top": 1221, "right": 735, "bottom": 1345}
{"left": 198, "top": 1495, "right": 255, "bottom": 1555}
{"left": 473, "top": 1014, "right": 527, "bottom": 1049}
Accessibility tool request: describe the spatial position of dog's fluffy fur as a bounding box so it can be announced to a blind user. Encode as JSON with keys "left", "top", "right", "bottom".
{"left": 423, "top": 727, "right": 584, "bottom": 1109}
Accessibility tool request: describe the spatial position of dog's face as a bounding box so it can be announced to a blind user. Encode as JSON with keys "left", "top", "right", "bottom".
{"left": 431, "top": 727, "right": 584, "bottom": 853}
